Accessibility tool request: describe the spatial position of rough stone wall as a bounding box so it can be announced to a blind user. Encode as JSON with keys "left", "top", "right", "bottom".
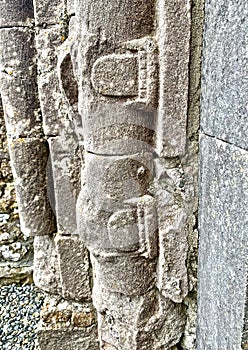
{"left": 0, "top": 1, "right": 97, "bottom": 348}
{"left": 197, "top": 0, "right": 248, "bottom": 349}
{"left": 0, "top": 1, "right": 201, "bottom": 350}
{"left": 1, "top": 1, "right": 247, "bottom": 349}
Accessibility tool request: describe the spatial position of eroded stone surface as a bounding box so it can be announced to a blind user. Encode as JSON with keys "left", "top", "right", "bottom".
{"left": 1, "top": 1, "right": 198, "bottom": 349}
{"left": 8, "top": 138, "right": 55, "bottom": 237}
{"left": 37, "top": 329, "right": 98, "bottom": 350}
{"left": 197, "top": 135, "right": 248, "bottom": 350}
{"left": 201, "top": 0, "right": 248, "bottom": 150}
{"left": 33, "top": 0, "right": 66, "bottom": 26}
{"left": 55, "top": 235, "right": 91, "bottom": 301}
{"left": 92, "top": 54, "right": 139, "bottom": 97}
{"left": 33, "top": 235, "right": 61, "bottom": 295}
{"left": 0, "top": 95, "right": 34, "bottom": 284}
{"left": 0, "top": 0, "right": 34, "bottom": 27}
{"left": 154, "top": 158, "right": 191, "bottom": 304}
{"left": 48, "top": 135, "right": 81, "bottom": 235}
{"left": 91, "top": 254, "right": 156, "bottom": 296}
{"left": 0, "top": 28, "right": 42, "bottom": 139}
{"left": 73, "top": 1, "right": 192, "bottom": 348}
{"left": 36, "top": 295, "right": 99, "bottom": 350}
{"left": 93, "top": 286, "right": 185, "bottom": 350}
{"left": 156, "top": 0, "right": 191, "bottom": 157}
{"left": 35, "top": 27, "right": 76, "bottom": 136}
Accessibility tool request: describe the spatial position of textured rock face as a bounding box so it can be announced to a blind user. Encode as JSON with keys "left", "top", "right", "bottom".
{"left": 200, "top": 0, "right": 247, "bottom": 150}
{"left": 72, "top": 0, "right": 195, "bottom": 349}
{"left": 0, "top": 87, "right": 33, "bottom": 285}
{"left": 198, "top": 0, "right": 248, "bottom": 349}
{"left": 36, "top": 295, "right": 99, "bottom": 350}
{"left": 198, "top": 137, "right": 248, "bottom": 350}
{"left": 0, "top": 0, "right": 201, "bottom": 349}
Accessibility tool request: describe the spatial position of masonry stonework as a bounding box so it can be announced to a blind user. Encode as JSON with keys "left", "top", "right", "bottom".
{"left": 0, "top": 1, "right": 246, "bottom": 350}
{"left": 197, "top": 0, "right": 248, "bottom": 349}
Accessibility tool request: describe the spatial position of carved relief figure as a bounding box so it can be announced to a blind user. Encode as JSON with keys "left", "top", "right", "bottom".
{"left": 71, "top": 1, "right": 192, "bottom": 349}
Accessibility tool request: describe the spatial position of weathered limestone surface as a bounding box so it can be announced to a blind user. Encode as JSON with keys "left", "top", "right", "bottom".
{"left": 31, "top": 2, "right": 97, "bottom": 348}
{"left": 8, "top": 139, "right": 55, "bottom": 237}
{"left": 200, "top": 0, "right": 248, "bottom": 150}
{"left": 198, "top": 1, "right": 248, "bottom": 349}
{"left": 0, "top": 27, "right": 41, "bottom": 138}
{"left": 48, "top": 136, "right": 81, "bottom": 235}
{"left": 0, "top": 103, "right": 33, "bottom": 284}
{"left": 37, "top": 329, "right": 98, "bottom": 350}
{"left": 36, "top": 295, "right": 99, "bottom": 350}
{"left": 35, "top": 6, "right": 82, "bottom": 236}
{"left": 55, "top": 235, "right": 91, "bottom": 301}
{"left": 33, "top": 0, "right": 66, "bottom": 26}
{"left": 1, "top": 0, "right": 202, "bottom": 349}
{"left": 156, "top": 0, "right": 191, "bottom": 157}
{"left": 0, "top": 3, "right": 56, "bottom": 239}
{"left": 35, "top": 27, "right": 68, "bottom": 136}
{"left": 198, "top": 136, "right": 248, "bottom": 349}
{"left": 73, "top": 1, "right": 194, "bottom": 349}
{"left": 33, "top": 235, "right": 61, "bottom": 295}
{"left": 0, "top": 0, "right": 34, "bottom": 27}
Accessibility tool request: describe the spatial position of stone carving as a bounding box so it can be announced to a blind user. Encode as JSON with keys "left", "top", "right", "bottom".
{"left": 69, "top": 1, "right": 192, "bottom": 349}
{"left": 0, "top": 0, "right": 199, "bottom": 349}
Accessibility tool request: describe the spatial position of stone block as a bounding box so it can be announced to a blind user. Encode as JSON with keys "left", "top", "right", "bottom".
{"left": 33, "top": 0, "right": 66, "bottom": 26}
{"left": 33, "top": 236, "right": 61, "bottom": 295}
{"left": 55, "top": 235, "right": 91, "bottom": 301}
{"left": 0, "top": 0, "right": 34, "bottom": 27}
{"left": 201, "top": 0, "right": 248, "bottom": 150}
{"left": 36, "top": 295, "right": 99, "bottom": 350}
{"left": 48, "top": 135, "right": 81, "bottom": 235}
{"left": 107, "top": 209, "right": 140, "bottom": 252}
{"left": 8, "top": 138, "right": 56, "bottom": 237}
{"left": 39, "top": 296, "right": 96, "bottom": 328}
{"left": 156, "top": 188, "right": 189, "bottom": 303}
{"left": 154, "top": 158, "right": 190, "bottom": 303}
{"left": 104, "top": 194, "right": 158, "bottom": 257}
{"left": 35, "top": 27, "right": 71, "bottom": 136}
{"left": 0, "top": 28, "right": 42, "bottom": 138}
{"left": 37, "top": 329, "right": 98, "bottom": 350}
{"left": 95, "top": 289, "right": 157, "bottom": 350}
{"left": 156, "top": 0, "right": 191, "bottom": 157}
{"left": 197, "top": 135, "right": 248, "bottom": 349}
{"left": 91, "top": 254, "right": 156, "bottom": 296}
{"left": 76, "top": 0, "right": 156, "bottom": 156}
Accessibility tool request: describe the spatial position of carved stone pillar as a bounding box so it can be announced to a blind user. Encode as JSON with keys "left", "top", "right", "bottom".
{"left": 73, "top": 1, "right": 193, "bottom": 349}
